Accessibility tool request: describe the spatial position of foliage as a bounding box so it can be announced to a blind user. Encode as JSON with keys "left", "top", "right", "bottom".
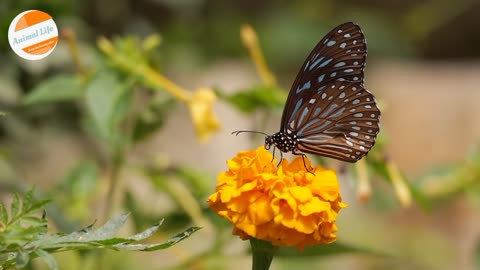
{"left": 0, "top": 1, "right": 479, "bottom": 269}
{"left": 0, "top": 189, "right": 200, "bottom": 270}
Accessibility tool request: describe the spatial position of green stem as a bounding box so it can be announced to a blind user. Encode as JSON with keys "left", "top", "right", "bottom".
{"left": 105, "top": 147, "right": 124, "bottom": 218}
{"left": 249, "top": 238, "right": 278, "bottom": 270}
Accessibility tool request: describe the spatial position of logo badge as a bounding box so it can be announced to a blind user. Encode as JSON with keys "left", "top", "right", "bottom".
{"left": 8, "top": 10, "right": 58, "bottom": 60}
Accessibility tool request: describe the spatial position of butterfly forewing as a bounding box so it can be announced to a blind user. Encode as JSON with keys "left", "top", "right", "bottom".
{"left": 280, "top": 22, "right": 367, "bottom": 131}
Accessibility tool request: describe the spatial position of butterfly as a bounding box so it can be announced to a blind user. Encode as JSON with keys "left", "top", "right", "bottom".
{"left": 233, "top": 22, "right": 381, "bottom": 164}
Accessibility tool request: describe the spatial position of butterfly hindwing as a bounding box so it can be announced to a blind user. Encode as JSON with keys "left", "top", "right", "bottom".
{"left": 288, "top": 81, "right": 380, "bottom": 162}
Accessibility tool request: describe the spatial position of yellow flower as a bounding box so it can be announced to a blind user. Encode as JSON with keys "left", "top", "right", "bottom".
{"left": 187, "top": 88, "right": 221, "bottom": 143}
{"left": 97, "top": 36, "right": 222, "bottom": 143}
{"left": 208, "top": 147, "right": 347, "bottom": 250}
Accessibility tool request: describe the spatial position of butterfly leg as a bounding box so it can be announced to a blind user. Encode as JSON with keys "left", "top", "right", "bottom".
{"left": 292, "top": 150, "right": 314, "bottom": 174}
{"left": 277, "top": 150, "right": 283, "bottom": 166}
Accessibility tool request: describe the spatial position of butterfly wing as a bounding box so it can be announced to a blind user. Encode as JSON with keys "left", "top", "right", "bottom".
{"left": 280, "top": 22, "right": 367, "bottom": 132}
{"left": 289, "top": 81, "right": 380, "bottom": 162}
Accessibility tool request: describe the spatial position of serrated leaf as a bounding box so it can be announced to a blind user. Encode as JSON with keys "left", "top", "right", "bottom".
{"left": 127, "top": 219, "right": 164, "bottom": 241}
{"left": 21, "top": 216, "right": 48, "bottom": 226}
{"left": 10, "top": 193, "right": 21, "bottom": 219}
{"left": 114, "top": 226, "right": 201, "bottom": 251}
{"left": 0, "top": 203, "right": 8, "bottom": 224}
{"left": 84, "top": 213, "right": 129, "bottom": 240}
{"left": 23, "top": 188, "right": 35, "bottom": 212}
{"left": 40, "top": 214, "right": 129, "bottom": 246}
{"left": 35, "top": 249, "right": 58, "bottom": 270}
{"left": 5, "top": 213, "right": 199, "bottom": 268}
{"left": 24, "top": 199, "right": 51, "bottom": 216}
{"left": 23, "top": 75, "right": 83, "bottom": 105}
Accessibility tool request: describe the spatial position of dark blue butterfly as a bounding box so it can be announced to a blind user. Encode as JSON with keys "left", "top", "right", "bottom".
{"left": 234, "top": 22, "right": 381, "bottom": 163}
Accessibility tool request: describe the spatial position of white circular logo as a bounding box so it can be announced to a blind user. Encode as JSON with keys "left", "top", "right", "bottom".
{"left": 8, "top": 10, "right": 58, "bottom": 60}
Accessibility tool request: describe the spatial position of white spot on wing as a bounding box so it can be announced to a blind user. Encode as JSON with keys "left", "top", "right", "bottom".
{"left": 317, "top": 74, "right": 325, "bottom": 82}
{"left": 319, "top": 58, "right": 333, "bottom": 67}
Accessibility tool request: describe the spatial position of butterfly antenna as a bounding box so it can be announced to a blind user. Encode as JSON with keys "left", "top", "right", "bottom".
{"left": 231, "top": 130, "right": 269, "bottom": 137}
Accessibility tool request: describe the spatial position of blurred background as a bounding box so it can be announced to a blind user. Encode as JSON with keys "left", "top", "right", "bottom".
{"left": 1, "top": 0, "right": 480, "bottom": 269}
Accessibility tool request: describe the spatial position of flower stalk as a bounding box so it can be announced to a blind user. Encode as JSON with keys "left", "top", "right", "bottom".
{"left": 355, "top": 158, "right": 371, "bottom": 203}
{"left": 62, "top": 28, "right": 86, "bottom": 76}
{"left": 241, "top": 24, "right": 277, "bottom": 86}
{"left": 386, "top": 160, "right": 412, "bottom": 208}
{"left": 250, "top": 238, "right": 278, "bottom": 270}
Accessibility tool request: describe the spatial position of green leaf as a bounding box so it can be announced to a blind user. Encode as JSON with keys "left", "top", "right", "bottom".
{"left": 35, "top": 249, "right": 58, "bottom": 270}
{"left": 15, "top": 250, "right": 29, "bottom": 268}
{"left": 114, "top": 226, "right": 201, "bottom": 251}
{"left": 60, "top": 161, "right": 98, "bottom": 197}
{"left": 24, "top": 199, "right": 51, "bottom": 216}
{"left": 2, "top": 208, "right": 199, "bottom": 269}
{"left": 175, "top": 167, "right": 211, "bottom": 199}
{"left": 216, "top": 85, "right": 286, "bottom": 114}
{"left": 85, "top": 72, "right": 133, "bottom": 141}
{"left": 23, "top": 188, "right": 35, "bottom": 212}
{"left": 23, "top": 75, "right": 83, "bottom": 105}
{"left": 132, "top": 97, "right": 176, "bottom": 142}
{"left": 0, "top": 203, "right": 8, "bottom": 224}
{"left": 127, "top": 219, "right": 164, "bottom": 241}
{"left": 10, "top": 193, "right": 21, "bottom": 219}
{"left": 84, "top": 213, "right": 129, "bottom": 240}
{"left": 21, "top": 216, "right": 48, "bottom": 227}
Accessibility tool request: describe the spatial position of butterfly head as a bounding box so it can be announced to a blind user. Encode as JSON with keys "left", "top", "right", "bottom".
{"left": 264, "top": 135, "right": 274, "bottom": 150}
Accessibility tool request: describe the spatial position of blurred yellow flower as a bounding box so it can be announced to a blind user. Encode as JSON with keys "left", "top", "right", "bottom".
{"left": 208, "top": 147, "right": 347, "bottom": 250}
{"left": 241, "top": 24, "right": 276, "bottom": 86}
{"left": 187, "top": 88, "right": 221, "bottom": 143}
{"left": 97, "top": 36, "right": 221, "bottom": 143}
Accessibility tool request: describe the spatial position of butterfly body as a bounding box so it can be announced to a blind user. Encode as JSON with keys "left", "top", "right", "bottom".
{"left": 265, "top": 132, "right": 298, "bottom": 153}
{"left": 235, "top": 22, "right": 380, "bottom": 163}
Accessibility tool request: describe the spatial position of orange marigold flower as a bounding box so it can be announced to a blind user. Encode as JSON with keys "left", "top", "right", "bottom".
{"left": 208, "top": 146, "right": 347, "bottom": 250}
